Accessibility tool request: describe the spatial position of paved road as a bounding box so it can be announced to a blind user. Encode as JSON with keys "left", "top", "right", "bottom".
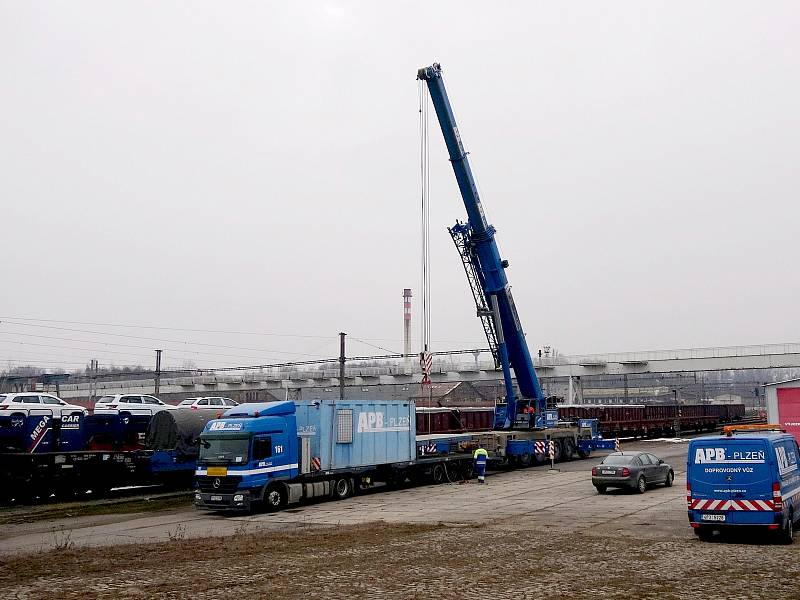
{"left": 0, "top": 440, "right": 691, "bottom": 555}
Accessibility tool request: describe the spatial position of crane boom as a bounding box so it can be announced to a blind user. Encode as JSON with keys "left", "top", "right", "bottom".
{"left": 417, "top": 63, "right": 545, "bottom": 428}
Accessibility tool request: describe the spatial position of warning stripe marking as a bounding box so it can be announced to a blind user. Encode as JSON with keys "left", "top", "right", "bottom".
{"left": 689, "top": 498, "right": 775, "bottom": 511}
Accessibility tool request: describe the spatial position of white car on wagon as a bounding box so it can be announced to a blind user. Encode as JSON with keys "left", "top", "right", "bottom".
{"left": 0, "top": 393, "right": 88, "bottom": 418}
{"left": 93, "top": 394, "right": 177, "bottom": 416}
{"left": 176, "top": 396, "right": 239, "bottom": 410}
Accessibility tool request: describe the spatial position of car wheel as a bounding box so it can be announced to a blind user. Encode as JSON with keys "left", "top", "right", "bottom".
{"left": 264, "top": 484, "right": 287, "bottom": 511}
{"left": 664, "top": 470, "right": 674, "bottom": 487}
{"left": 332, "top": 477, "right": 351, "bottom": 500}
{"left": 595, "top": 485, "right": 607, "bottom": 494}
{"left": 636, "top": 476, "right": 647, "bottom": 494}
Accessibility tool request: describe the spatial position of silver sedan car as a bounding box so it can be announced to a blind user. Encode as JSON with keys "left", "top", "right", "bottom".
{"left": 591, "top": 451, "right": 674, "bottom": 494}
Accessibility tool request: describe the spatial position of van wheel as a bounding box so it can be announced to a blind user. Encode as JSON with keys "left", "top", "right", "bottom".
{"left": 265, "top": 484, "right": 287, "bottom": 510}
{"left": 636, "top": 476, "right": 647, "bottom": 494}
{"left": 696, "top": 527, "right": 713, "bottom": 541}
{"left": 664, "top": 470, "right": 674, "bottom": 487}
{"left": 780, "top": 515, "right": 794, "bottom": 545}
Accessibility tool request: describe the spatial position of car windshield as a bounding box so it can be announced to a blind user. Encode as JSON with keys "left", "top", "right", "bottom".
{"left": 601, "top": 454, "right": 637, "bottom": 465}
{"left": 97, "top": 397, "right": 114, "bottom": 404}
{"left": 178, "top": 400, "right": 195, "bottom": 406}
{"left": 198, "top": 436, "right": 250, "bottom": 465}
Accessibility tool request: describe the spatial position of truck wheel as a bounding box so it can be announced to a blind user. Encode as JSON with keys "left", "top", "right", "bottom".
{"left": 636, "top": 476, "right": 647, "bottom": 494}
{"left": 332, "top": 478, "right": 351, "bottom": 500}
{"left": 431, "top": 464, "right": 446, "bottom": 484}
{"left": 265, "top": 484, "right": 287, "bottom": 510}
{"left": 562, "top": 438, "right": 575, "bottom": 461}
{"left": 664, "top": 470, "right": 674, "bottom": 487}
{"left": 552, "top": 439, "right": 563, "bottom": 462}
{"left": 518, "top": 452, "right": 532, "bottom": 468}
{"left": 461, "top": 462, "right": 474, "bottom": 480}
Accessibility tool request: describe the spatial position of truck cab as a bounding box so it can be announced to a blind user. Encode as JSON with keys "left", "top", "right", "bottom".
{"left": 194, "top": 402, "right": 298, "bottom": 511}
{"left": 687, "top": 431, "right": 800, "bottom": 542}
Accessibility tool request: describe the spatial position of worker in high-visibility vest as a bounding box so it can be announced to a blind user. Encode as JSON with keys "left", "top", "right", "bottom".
{"left": 473, "top": 446, "right": 488, "bottom": 484}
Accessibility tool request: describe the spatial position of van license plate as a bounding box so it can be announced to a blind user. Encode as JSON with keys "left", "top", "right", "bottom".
{"left": 701, "top": 514, "right": 725, "bottom": 522}
{"left": 210, "top": 495, "right": 223, "bottom": 502}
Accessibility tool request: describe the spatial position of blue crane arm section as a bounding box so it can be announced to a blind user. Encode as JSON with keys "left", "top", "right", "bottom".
{"left": 417, "top": 63, "right": 545, "bottom": 427}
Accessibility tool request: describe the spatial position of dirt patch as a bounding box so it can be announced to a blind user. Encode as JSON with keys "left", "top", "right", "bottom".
{"left": 1, "top": 521, "right": 799, "bottom": 599}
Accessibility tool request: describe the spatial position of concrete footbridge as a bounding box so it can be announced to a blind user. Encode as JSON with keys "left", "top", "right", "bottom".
{"left": 46, "top": 342, "right": 800, "bottom": 402}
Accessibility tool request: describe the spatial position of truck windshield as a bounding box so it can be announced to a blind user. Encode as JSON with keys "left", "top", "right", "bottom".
{"left": 198, "top": 436, "right": 250, "bottom": 465}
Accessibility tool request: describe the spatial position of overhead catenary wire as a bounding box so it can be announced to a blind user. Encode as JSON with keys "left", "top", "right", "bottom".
{"left": 349, "top": 336, "right": 401, "bottom": 355}
{"left": 0, "top": 332, "right": 327, "bottom": 362}
{"left": 0, "top": 321, "right": 331, "bottom": 357}
{"left": 0, "top": 317, "right": 485, "bottom": 346}
{"left": 0, "top": 316, "right": 336, "bottom": 339}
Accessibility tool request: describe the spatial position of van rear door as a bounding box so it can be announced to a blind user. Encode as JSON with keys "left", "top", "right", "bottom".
{"left": 688, "top": 438, "right": 773, "bottom": 524}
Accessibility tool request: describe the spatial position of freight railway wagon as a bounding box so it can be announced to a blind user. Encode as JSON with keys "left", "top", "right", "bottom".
{"left": 558, "top": 403, "right": 746, "bottom": 438}
{"left": 415, "top": 406, "right": 495, "bottom": 436}
{"left": 194, "top": 400, "right": 615, "bottom": 511}
{"left": 0, "top": 410, "right": 217, "bottom": 502}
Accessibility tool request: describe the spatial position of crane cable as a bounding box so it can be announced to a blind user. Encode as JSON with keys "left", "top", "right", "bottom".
{"left": 419, "top": 81, "right": 431, "bottom": 358}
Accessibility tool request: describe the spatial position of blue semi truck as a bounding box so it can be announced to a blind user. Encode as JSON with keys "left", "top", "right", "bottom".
{"left": 193, "top": 400, "right": 614, "bottom": 511}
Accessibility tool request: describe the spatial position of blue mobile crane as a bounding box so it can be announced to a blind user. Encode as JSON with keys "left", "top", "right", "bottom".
{"left": 417, "top": 62, "right": 545, "bottom": 430}
{"left": 189, "top": 65, "right": 619, "bottom": 512}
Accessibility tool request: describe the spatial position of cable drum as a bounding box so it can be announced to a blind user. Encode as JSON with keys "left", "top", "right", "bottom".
{"left": 145, "top": 410, "right": 219, "bottom": 458}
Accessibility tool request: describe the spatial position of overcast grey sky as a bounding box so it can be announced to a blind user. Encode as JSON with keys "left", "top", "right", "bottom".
{"left": 1, "top": 2, "right": 798, "bottom": 371}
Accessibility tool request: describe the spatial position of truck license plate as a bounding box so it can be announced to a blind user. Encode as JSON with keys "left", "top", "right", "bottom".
{"left": 701, "top": 514, "right": 725, "bottom": 522}
{"left": 601, "top": 469, "right": 615, "bottom": 475}
{"left": 210, "top": 495, "right": 223, "bottom": 502}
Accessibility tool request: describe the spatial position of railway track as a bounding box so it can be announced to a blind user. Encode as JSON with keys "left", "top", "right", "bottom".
{"left": 0, "top": 488, "right": 192, "bottom": 524}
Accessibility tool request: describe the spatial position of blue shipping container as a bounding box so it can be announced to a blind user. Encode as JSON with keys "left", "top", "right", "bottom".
{"left": 295, "top": 400, "right": 416, "bottom": 470}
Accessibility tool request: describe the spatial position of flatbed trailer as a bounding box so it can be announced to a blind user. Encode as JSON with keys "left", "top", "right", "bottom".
{"left": 193, "top": 400, "right": 615, "bottom": 511}
{"left": 0, "top": 450, "right": 145, "bottom": 502}
{"left": 0, "top": 410, "right": 216, "bottom": 503}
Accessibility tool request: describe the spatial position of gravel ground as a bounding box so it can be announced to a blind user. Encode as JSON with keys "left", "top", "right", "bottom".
{"left": 1, "top": 521, "right": 799, "bottom": 600}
